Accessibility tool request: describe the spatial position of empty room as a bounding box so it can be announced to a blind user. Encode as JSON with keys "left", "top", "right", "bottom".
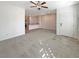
{"left": 0, "top": 1, "right": 79, "bottom": 58}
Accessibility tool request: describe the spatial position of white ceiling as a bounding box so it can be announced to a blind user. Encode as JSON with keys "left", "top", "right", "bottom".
{"left": 0, "top": 1, "right": 78, "bottom": 16}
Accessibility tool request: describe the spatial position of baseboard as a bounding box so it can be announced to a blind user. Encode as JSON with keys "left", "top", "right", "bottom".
{"left": 0, "top": 33, "right": 25, "bottom": 41}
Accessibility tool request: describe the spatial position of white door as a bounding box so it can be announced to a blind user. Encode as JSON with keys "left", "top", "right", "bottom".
{"left": 57, "top": 6, "right": 74, "bottom": 37}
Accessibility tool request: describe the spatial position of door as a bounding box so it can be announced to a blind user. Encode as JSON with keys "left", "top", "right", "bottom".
{"left": 57, "top": 6, "right": 74, "bottom": 37}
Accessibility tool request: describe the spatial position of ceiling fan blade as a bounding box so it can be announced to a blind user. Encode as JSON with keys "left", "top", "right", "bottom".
{"left": 30, "top": 6, "right": 37, "bottom": 8}
{"left": 41, "top": 2, "right": 46, "bottom": 5}
{"left": 30, "top": 1, "right": 37, "bottom": 5}
{"left": 41, "top": 6, "right": 48, "bottom": 8}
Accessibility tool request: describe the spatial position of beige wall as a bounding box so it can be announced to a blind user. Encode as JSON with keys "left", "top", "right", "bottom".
{"left": 29, "top": 16, "right": 39, "bottom": 25}
{"left": 26, "top": 13, "right": 56, "bottom": 31}
{"left": 39, "top": 14, "right": 56, "bottom": 31}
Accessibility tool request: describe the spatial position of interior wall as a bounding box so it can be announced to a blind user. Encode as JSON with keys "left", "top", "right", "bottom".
{"left": 26, "top": 12, "right": 56, "bottom": 31}
{"left": 0, "top": 5, "right": 25, "bottom": 41}
{"left": 29, "top": 16, "right": 39, "bottom": 25}
{"left": 39, "top": 13, "right": 56, "bottom": 31}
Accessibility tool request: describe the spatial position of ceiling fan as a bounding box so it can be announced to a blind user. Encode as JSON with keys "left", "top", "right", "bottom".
{"left": 30, "top": 1, "right": 48, "bottom": 10}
